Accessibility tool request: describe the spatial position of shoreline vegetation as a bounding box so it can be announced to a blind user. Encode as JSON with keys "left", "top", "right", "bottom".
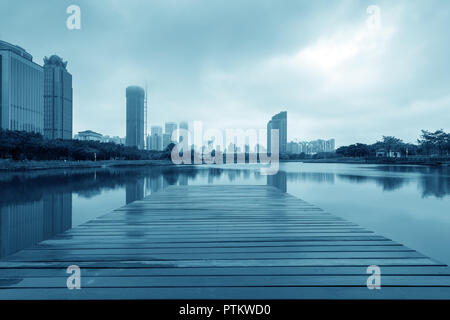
{"left": 0, "top": 159, "right": 174, "bottom": 171}
{"left": 1, "top": 157, "right": 449, "bottom": 172}
{"left": 1, "top": 129, "right": 449, "bottom": 171}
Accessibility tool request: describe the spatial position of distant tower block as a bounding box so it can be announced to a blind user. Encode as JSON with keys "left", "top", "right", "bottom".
{"left": 179, "top": 121, "right": 189, "bottom": 142}
{"left": 126, "top": 86, "right": 145, "bottom": 149}
{"left": 165, "top": 122, "right": 178, "bottom": 143}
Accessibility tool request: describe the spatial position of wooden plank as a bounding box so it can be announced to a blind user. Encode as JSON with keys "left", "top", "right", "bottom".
{"left": 19, "top": 245, "right": 413, "bottom": 254}
{"left": 33, "top": 240, "right": 400, "bottom": 249}
{"left": 1, "top": 266, "right": 450, "bottom": 278}
{"left": 0, "top": 185, "right": 448, "bottom": 300}
{"left": 1, "top": 287, "right": 450, "bottom": 300}
{"left": 4, "top": 251, "right": 427, "bottom": 262}
{"left": 2, "top": 275, "right": 450, "bottom": 288}
{"left": 0, "top": 258, "right": 440, "bottom": 269}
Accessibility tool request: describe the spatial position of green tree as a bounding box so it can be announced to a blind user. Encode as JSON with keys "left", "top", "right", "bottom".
{"left": 380, "top": 136, "right": 403, "bottom": 153}
{"left": 418, "top": 129, "right": 450, "bottom": 155}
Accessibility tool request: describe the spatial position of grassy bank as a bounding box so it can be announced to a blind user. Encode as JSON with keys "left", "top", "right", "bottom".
{"left": 0, "top": 159, "right": 174, "bottom": 171}
{"left": 283, "top": 157, "right": 450, "bottom": 166}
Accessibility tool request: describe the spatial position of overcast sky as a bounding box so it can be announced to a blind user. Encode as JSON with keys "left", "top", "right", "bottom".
{"left": 1, "top": 0, "right": 449, "bottom": 146}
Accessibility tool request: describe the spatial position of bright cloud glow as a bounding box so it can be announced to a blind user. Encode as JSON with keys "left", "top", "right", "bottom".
{"left": 277, "top": 23, "right": 395, "bottom": 72}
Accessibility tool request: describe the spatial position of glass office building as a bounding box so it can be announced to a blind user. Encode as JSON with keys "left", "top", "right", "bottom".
{"left": 267, "top": 111, "right": 287, "bottom": 153}
{"left": 0, "top": 40, "right": 44, "bottom": 133}
{"left": 44, "top": 55, "right": 73, "bottom": 140}
{"left": 126, "top": 86, "right": 145, "bottom": 149}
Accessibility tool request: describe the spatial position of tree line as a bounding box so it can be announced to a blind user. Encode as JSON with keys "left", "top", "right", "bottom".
{"left": 0, "top": 130, "right": 174, "bottom": 161}
{"left": 336, "top": 130, "right": 450, "bottom": 158}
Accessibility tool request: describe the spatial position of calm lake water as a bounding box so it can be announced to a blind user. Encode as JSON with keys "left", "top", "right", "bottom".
{"left": 0, "top": 163, "right": 449, "bottom": 265}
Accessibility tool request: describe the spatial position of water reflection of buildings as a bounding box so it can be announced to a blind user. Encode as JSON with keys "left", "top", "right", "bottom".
{"left": 126, "top": 179, "right": 144, "bottom": 204}
{"left": 0, "top": 192, "right": 72, "bottom": 258}
{"left": 267, "top": 171, "right": 287, "bottom": 193}
{"left": 2, "top": 165, "right": 449, "bottom": 259}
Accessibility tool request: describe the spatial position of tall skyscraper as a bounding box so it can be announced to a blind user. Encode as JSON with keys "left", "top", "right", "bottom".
{"left": 126, "top": 86, "right": 145, "bottom": 149}
{"left": 0, "top": 40, "right": 44, "bottom": 133}
{"left": 43, "top": 55, "right": 73, "bottom": 139}
{"left": 267, "top": 111, "right": 287, "bottom": 153}
{"left": 165, "top": 122, "right": 177, "bottom": 142}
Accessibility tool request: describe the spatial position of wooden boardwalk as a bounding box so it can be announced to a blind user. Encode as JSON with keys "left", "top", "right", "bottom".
{"left": 1, "top": 185, "right": 450, "bottom": 299}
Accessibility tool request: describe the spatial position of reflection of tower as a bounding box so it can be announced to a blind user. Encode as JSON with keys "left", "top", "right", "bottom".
{"left": 227, "top": 170, "right": 237, "bottom": 181}
{"left": 267, "top": 171, "right": 287, "bottom": 193}
{"left": 126, "top": 178, "right": 144, "bottom": 204}
{"left": 162, "top": 176, "right": 170, "bottom": 189}
{"left": 179, "top": 174, "right": 188, "bottom": 186}
{"left": 149, "top": 175, "right": 163, "bottom": 194}
{"left": 43, "top": 193, "right": 72, "bottom": 235}
{"left": 0, "top": 191, "right": 72, "bottom": 258}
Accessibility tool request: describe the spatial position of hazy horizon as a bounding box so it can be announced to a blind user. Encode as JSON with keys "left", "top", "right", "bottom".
{"left": 1, "top": 0, "right": 449, "bottom": 147}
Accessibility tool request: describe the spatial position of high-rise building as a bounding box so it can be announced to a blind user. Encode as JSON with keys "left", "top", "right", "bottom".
{"left": 0, "top": 40, "right": 44, "bottom": 133}
{"left": 148, "top": 134, "right": 163, "bottom": 151}
{"left": 267, "top": 111, "right": 287, "bottom": 153}
{"left": 148, "top": 125, "right": 163, "bottom": 151}
{"left": 165, "top": 122, "right": 177, "bottom": 142}
{"left": 162, "top": 133, "right": 171, "bottom": 149}
{"left": 43, "top": 55, "right": 73, "bottom": 139}
{"left": 151, "top": 125, "right": 163, "bottom": 136}
{"left": 126, "top": 86, "right": 145, "bottom": 149}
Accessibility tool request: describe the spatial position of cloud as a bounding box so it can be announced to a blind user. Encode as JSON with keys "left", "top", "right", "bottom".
{"left": 1, "top": 0, "right": 449, "bottom": 147}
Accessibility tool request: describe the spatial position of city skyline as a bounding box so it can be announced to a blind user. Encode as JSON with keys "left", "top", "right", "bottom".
{"left": 1, "top": 1, "right": 449, "bottom": 147}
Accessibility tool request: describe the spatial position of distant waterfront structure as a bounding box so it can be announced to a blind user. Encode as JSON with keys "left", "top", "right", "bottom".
{"left": 267, "top": 111, "right": 287, "bottom": 153}
{"left": 74, "top": 130, "right": 102, "bottom": 141}
{"left": 102, "top": 135, "right": 125, "bottom": 145}
{"left": 151, "top": 125, "right": 163, "bottom": 136}
{"left": 148, "top": 125, "right": 163, "bottom": 151}
{"left": 0, "top": 40, "right": 44, "bottom": 133}
{"left": 43, "top": 55, "right": 73, "bottom": 140}
{"left": 179, "top": 121, "right": 188, "bottom": 142}
{"left": 148, "top": 122, "right": 188, "bottom": 150}
{"left": 286, "top": 138, "right": 335, "bottom": 154}
{"left": 165, "top": 122, "right": 178, "bottom": 142}
{"left": 126, "top": 86, "right": 145, "bottom": 149}
{"left": 162, "top": 133, "right": 171, "bottom": 149}
{"left": 74, "top": 130, "right": 124, "bottom": 144}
